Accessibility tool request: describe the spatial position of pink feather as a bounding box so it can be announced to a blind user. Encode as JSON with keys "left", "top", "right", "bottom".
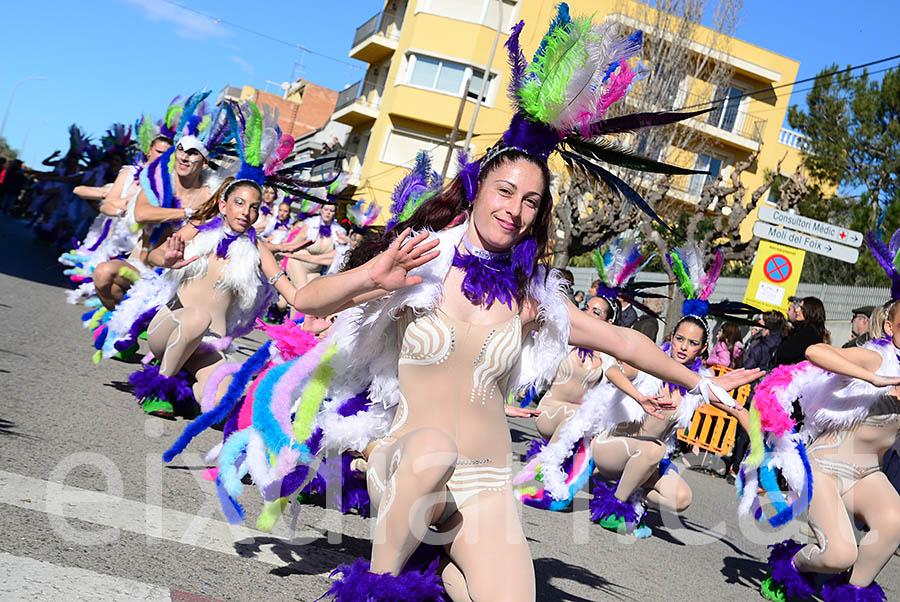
{"left": 238, "top": 365, "right": 271, "bottom": 430}
{"left": 595, "top": 60, "right": 635, "bottom": 118}
{"left": 752, "top": 363, "right": 811, "bottom": 437}
{"left": 264, "top": 134, "right": 295, "bottom": 175}
{"left": 615, "top": 255, "right": 645, "bottom": 286}
{"left": 698, "top": 250, "right": 724, "bottom": 301}
{"left": 255, "top": 319, "right": 317, "bottom": 361}
{"left": 270, "top": 340, "right": 330, "bottom": 453}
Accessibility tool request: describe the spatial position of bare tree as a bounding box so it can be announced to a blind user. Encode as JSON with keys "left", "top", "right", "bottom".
{"left": 550, "top": 0, "right": 743, "bottom": 266}
{"left": 641, "top": 153, "right": 810, "bottom": 326}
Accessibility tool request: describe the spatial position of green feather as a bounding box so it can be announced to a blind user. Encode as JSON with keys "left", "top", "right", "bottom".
{"left": 519, "top": 16, "right": 593, "bottom": 123}
{"left": 198, "top": 115, "right": 211, "bottom": 135}
{"left": 137, "top": 117, "right": 154, "bottom": 156}
{"left": 893, "top": 246, "right": 900, "bottom": 276}
{"left": 590, "top": 247, "right": 607, "bottom": 281}
{"left": 398, "top": 190, "right": 435, "bottom": 223}
{"left": 244, "top": 103, "right": 263, "bottom": 167}
{"left": 165, "top": 105, "right": 182, "bottom": 130}
{"left": 669, "top": 251, "right": 696, "bottom": 299}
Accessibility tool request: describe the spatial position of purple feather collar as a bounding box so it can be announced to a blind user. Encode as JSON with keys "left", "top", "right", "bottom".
{"left": 318, "top": 221, "right": 332, "bottom": 238}
{"left": 451, "top": 233, "right": 536, "bottom": 309}
{"left": 195, "top": 215, "right": 257, "bottom": 258}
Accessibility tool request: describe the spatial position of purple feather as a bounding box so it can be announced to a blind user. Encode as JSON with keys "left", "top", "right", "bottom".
{"left": 503, "top": 112, "right": 561, "bottom": 160}
{"left": 577, "top": 347, "right": 594, "bottom": 361}
{"left": 451, "top": 248, "right": 518, "bottom": 309}
{"left": 525, "top": 437, "right": 547, "bottom": 461}
{"left": 866, "top": 231, "right": 900, "bottom": 299}
{"left": 589, "top": 481, "right": 638, "bottom": 525}
{"left": 889, "top": 227, "right": 900, "bottom": 259}
{"left": 86, "top": 219, "right": 113, "bottom": 252}
{"left": 320, "top": 557, "right": 445, "bottom": 602}
{"left": 511, "top": 235, "right": 536, "bottom": 278}
{"left": 318, "top": 222, "right": 333, "bottom": 238}
{"left": 504, "top": 20, "right": 527, "bottom": 109}
{"left": 822, "top": 577, "right": 886, "bottom": 602}
{"left": 767, "top": 539, "right": 817, "bottom": 599}
{"left": 114, "top": 307, "right": 158, "bottom": 351}
{"left": 456, "top": 150, "right": 479, "bottom": 202}
{"left": 128, "top": 364, "right": 194, "bottom": 408}
{"left": 388, "top": 152, "right": 432, "bottom": 229}
{"left": 337, "top": 391, "right": 370, "bottom": 417}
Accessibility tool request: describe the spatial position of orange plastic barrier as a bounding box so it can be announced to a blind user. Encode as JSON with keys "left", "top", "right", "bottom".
{"left": 676, "top": 365, "right": 751, "bottom": 456}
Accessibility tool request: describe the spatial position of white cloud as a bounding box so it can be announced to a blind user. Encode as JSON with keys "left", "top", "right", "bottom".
{"left": 230, "top": 56, "right": 254, "bottom": 75}
{"left": 120, "top": 0, "right": 228, "bottom": 40}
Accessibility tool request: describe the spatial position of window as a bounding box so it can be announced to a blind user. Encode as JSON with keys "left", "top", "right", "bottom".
{"left": 708, "top": 85, "right": 744, "bottom": 133}
{"left": 688, "top": 153, "right": 724, "bottom": 196}
{"left": 420, "top": 0, "right": 518, "bottom": 29}
{"left": 406, "top": 54, "right": 495, "bottom": 102}
{"left": 381, "top": 128, "right": 459, "bottom": 177}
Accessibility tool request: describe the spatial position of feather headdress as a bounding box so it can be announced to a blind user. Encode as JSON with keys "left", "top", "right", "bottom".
{"left": 458, "top": 3, "right": 711, "bottom": 234}
{"left": 67, "top": 124, "right": 92, "bottom": 161}
{"left": 590, "top": 236, "right": 664, "bottom": 322}
{"left": 223, "top": 100, "right": 339, "bottom": 195}
{"left": 99, "top": 123, "right": 135, "bottom": 159}
{"left": 386, "top": 151, "right": 442, "bottom": 230}
{"left": 865, "top": 228, "right": 900, "bottom": 301}
{"left": 666, "top": 242, "right": 758, "bottom": 324}
{"left": 135, "top": 114, "right": 165, "bottom": 160}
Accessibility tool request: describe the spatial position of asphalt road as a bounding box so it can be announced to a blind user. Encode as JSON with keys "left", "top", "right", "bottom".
{"left": 1, "top": 217, "right": 898, "bottom": 601}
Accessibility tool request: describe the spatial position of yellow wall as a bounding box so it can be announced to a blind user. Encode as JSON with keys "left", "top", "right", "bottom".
{"left": 344, "top": 0, "right": 807, "bottom": 237}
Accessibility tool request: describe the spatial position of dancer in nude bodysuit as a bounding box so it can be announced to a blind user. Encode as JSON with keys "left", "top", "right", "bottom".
{"left": 207, "top": 9, "right": 761, "bottom": 600}
{"left": 753, "top": 230, "right": 900, "bottom": 602}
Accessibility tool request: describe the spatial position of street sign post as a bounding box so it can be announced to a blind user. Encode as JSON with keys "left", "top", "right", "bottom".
{"left": 752, "top": 221, "right": 859, "bottom": 263}
{"left": 743, "top": 240, "right": 806, "bottom": 314}
{"left": 757, "top": 206, "right": 863, "bottom": 248}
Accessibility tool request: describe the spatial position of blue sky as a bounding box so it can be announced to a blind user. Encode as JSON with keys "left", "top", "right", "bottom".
{"left": 3, "top": 0, "right": 899, "bottom": 167}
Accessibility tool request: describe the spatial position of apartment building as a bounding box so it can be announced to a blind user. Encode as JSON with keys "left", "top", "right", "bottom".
{"left": 218, "top": 79, "right": 339, "bottom": 138}
{"left": 333, "top": 0, "right": 808, "bottom": 234}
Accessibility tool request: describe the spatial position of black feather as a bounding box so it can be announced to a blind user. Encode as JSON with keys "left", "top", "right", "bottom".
{"left": 564, "top": 137, "right": 709, "bottom": 175}
{"left": 585, "top": 108, "right": 713, "bottom": 137}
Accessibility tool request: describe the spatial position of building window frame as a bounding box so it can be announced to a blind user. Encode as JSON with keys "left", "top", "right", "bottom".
{"left": 416, "top": 0, "right": 520, "bottom": 29}
{"left": 379, "top": 125, "right": 459, "bottom": 176}
{"left": 402, "top": 51, "right": 499, "bottom": 105}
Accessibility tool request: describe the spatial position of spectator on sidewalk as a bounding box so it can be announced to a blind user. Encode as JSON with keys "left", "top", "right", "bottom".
{"left": 705, "top": 322, "right": 744, "bottom": 368}
{"left": 775, "top": 296, "right": 826, "bottom": 366}
{"left": 842, "top": 305, "right": 876, "bottom": 348}
{"left": 618, "top": 294, "right": 638, "bottom": 328}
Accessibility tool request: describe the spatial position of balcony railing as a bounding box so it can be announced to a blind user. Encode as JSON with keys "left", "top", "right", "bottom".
{"left": 353, "top": 9, "right": 401, "bottom": 47}
{"left": 335, "top": 78, "right": 383, "bottom": 112}
{"left": 682, "top": 92, "right": 767, "bottom": 144}
{"left": 778, "top": 127, "right": 810, "bottom": 151}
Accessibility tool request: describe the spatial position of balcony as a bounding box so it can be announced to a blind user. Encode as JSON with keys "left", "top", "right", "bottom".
{"left": 349, "top": 9, "right": 401, "bottom": 64}
{"left": 333, "top": 78, "right": 383, "bottom": 127}
{"left": 778, "top": 127, "right": 810, "bottom": 152}
{"left": 680, "top": 92, "right": 767, "bottom": 152}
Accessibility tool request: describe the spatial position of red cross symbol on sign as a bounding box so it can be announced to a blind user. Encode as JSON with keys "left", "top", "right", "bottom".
{"left": 764, "top": 254, "right": 792, "bottom": 283}
{"left": 840, "top": 231, "right": 847, "bottom": 239}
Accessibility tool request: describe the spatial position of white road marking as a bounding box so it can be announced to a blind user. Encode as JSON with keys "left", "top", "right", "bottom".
{"left": 0, "top": 470, "right": 350, "bottom": 574}
{"left": 0, "top": 552, "right": 171, "bottom": 602}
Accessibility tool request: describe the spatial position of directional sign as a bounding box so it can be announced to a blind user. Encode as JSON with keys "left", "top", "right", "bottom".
{"left": 752, "top": 221, "right": 859, "bottom": 263}
{"left": 743, "top": 240, "right": 805, "bottom": 313}
{"left": 758, "top": 206, "right": 863, "bottom": 248}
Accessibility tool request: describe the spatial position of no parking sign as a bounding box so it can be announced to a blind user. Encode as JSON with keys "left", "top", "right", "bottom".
{"left": 742, "top": 240, "right": 806, "bottom": 314}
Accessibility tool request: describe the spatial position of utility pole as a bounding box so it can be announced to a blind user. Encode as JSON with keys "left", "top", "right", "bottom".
{"left": 440, "top": 75, "right": 472, "bottom": 180}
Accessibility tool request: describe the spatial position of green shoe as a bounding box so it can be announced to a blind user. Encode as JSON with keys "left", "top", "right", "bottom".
{"left": 138, "top": 330, "right": 148, "bottom": 340}
{"left": 141, "top": 396, "right": 174, "bottom": 419}
{"left": 113, "top": 342, "right": 139, "bottom": 361}
{"left": 760, "top": 576, "right": 787, "bottom": 602}
{"left": 597, "top": 513, "right": 650, "bottom": 537}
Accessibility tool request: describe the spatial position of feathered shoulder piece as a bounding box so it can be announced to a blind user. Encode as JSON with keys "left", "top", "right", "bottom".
{"left": 456, "top": 3, "right": 712, "bottom": 234}
{"left": 865, "top": 228, "right": 900, "bottom": 301}
{"left": 667, "top": 242, "right": 758, "bottom": 323}
{"left": 386, "top": 151, "right": 442, "bottom": 230}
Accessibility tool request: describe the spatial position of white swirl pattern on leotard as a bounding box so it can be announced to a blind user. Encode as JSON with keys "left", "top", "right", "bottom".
{"left": 399, "top": 312, "right": 454, "bottom": 366}
{"left": 470, "top": 316, "right": 522, "bottom": 405}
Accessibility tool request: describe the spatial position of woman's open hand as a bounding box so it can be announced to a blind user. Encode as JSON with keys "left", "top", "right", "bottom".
{"left": 636, "top": 394, "right": 675, "bottom": 420}
{"left": 367, "top": 228, "right": 440, "bottom": 291}
{"left": 161, "top": 233, "right": 199, "bottom": 269}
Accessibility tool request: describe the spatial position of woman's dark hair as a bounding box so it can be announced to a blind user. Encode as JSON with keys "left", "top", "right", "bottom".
{"left": 720, "top": 322, "right": 743, "bottom": 367}
{"left": 762, "top": 310, "right": 788, "bottom": 336}
{"left": 799, "top": 296, "right": 826, "bottom": 339}
{"left": 150, "top": 134, "right": 175, "bottom": 149}
{"left": 194, "top": 177, "right": 261, "bottom": 223}
{"left": 346, "top": 149, "right": 553, "bottom": 299}
{"left": 674, "top": 315, "right": 709, "bottom": 349}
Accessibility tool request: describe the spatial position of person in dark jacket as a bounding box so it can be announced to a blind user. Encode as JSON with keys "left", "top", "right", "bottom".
{"left": 842, "top": 305, "right": 876, "bottom": 348}
{"left": 775, "top": 296, "right": 826, "bottom": 367}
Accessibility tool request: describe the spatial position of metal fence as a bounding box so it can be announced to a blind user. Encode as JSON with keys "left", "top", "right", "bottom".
{"left": 682, "top": 91, "right": 767, "bottom": 143}
{"left": 335, "top": 78, "right": 383, "bottom": 112}
{"left": 353, "top": 10, "right": 400, "bottom": 47}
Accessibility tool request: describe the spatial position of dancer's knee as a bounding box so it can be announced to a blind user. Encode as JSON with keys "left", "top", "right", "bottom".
{"left": 672, "top": 482, "right": 692, "bottom": 512}
{"left": 813, "top": 540, "right": 858, "bottom": 573}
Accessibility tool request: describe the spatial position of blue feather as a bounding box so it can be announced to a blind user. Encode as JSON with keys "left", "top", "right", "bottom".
{"left": 504, "top": 20, "right": 527, "bottom": 108}
{"left": 176, "top": 90, "right": 211, "bottom": 138}
{"left": 163, "top": 342, "right": 272, "bottom": 463}
{"left": 535, "top": 3, "right": 571, "bottom": 61}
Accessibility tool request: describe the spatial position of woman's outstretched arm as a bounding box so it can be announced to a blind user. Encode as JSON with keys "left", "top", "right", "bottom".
{"left": 804, "top": 344, "right": 896, "bottom": 386}
{"left": 567, "top": 301, "right": 763, "bottom": 402}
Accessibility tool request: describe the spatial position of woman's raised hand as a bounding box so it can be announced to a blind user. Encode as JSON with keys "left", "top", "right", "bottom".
{"left": 161, "top": 233, "right": 199, "bottom": 269}
{"left": 367, "top": 227, "right": 440, "bottom": 291}
{"left": 710, "top": 368, "right": 764, "bottom": 393}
